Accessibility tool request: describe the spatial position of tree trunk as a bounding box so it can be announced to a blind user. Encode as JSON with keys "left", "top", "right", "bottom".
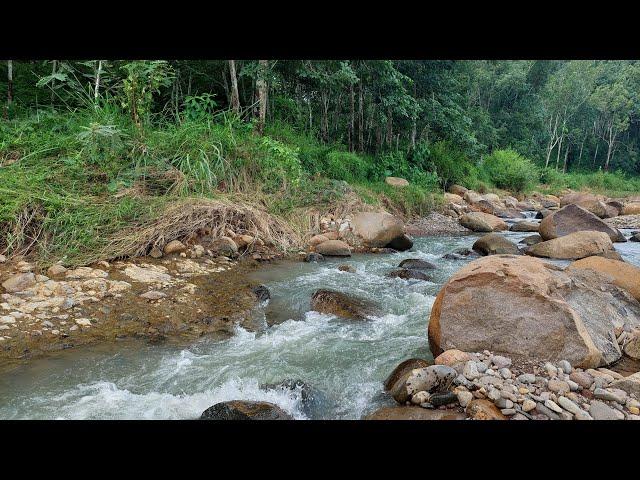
{"left": 358, "top": 82, "right": 364, "bottom": 152}
{"left": 7, "top": 60, "right": 13, "bottom": 106}
{"left": 51, "top": 60, "right": 57, "bottom": 105}
{"left": 349, "top": 83, "right": 355, "bottom": 152}
{"left": 562, "top": 144, "right": 570, "bottom": 173}
{"left": 228, "top": 60, "right": 240, "bottom": 115}
{"left": 94, "top": 60, "right": 103, "bottom": 106}
{"left": 255, "top": 60, "right": 268, "bottom": 135}
{"left": 386, "top": 106, "right": 393, "bottom": 147}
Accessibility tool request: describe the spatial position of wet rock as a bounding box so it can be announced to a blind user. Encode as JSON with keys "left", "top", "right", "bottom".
{"left": 251, "top": 284, "right": 270, "bottom": 302}
{"left": 472, "top": 233, "right": 521, "bottom": 256}
{"left": 459, "top": 212, "right": 508, "bottom": 232}
{"left": 527, "top": 231, "right": 617, "bottom": 260}
{"left": 310, "top": 289, "right": 380, "bottom": 320}
{"left": 351, "top": 212, "right": 405, "bottom": 248}
{"left": 428, "top": 255, "right": 640, "bottom": 368}
{"left": 539, "top": 204, "right": 626, "bottom": 243}
{"left": 387, "top": 234, "right": 413, "bottom": 251}
{"left": 364, "top": 406, "right": 465, "bottom": 420}
{"left": 568, "top": 256, "right": 640, "bottom": 301}
{"left": 398, "top": 258, "right": 437, "bottom": 270}
{"left": 384, "top": 358, "right": 433, "bottom": 391}
{"left": 466, "top": 399, "right": 507, "bottom": 420}
{"left": 315, "top": 240, "right": 351, "bottom": 257}
{"left": 200, "top": 401, "right": 293, "bottom": 420}
{"left": 164, "top": 240, "right": 186, "bottom": 255}
{"left": 442, "top": 248, "right": 481, "bottom": 261}
{"left": 631, "top": 232, "right": 640, "bottom": 242}
{"left": 261, "top": 379, "right": 327, "bottom": 418}
{"left": 386, "top": 268, "right": 431, "bottom": 281}
{"left": 304, "top": 253, "right": 324, "bottom": 263}
{"left": 520, "top": 234, "right": 543, "bottom": 246}
{"left": 2, "top": 273, "right": 36, "bottom": 293}
{"left": 337, "top": 264, "right": 356, "bottom": 273}
{"left": 510, "top": 221, "right": 539, "bottom": 232}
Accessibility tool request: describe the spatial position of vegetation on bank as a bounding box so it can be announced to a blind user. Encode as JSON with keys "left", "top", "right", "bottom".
{"left": 1, "top": 59, "right": 640, "bottom": 265}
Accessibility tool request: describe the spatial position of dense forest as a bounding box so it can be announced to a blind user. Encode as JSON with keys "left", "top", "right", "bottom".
{"left": 1, "top": 60, "right": 640, "bottom": 264}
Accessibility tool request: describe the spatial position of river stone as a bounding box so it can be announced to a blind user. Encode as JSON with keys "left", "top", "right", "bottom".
{"left": 47, "top": 264, "right": 68, "bottom": 277}
{"left": 442, "top": 247, "right": 481, "bottom": 260}
{"left": 251, "top": 284, "right": 270, "bottom": 302}
{"left": 510, "top": 221, "right": 540, "bottom": 232}
{"left": 472, "top": 233, "right": 521, "bottom": 256}
{"left": 435, "top": 349, "right": 473, "bottom": 368}
{"left": 526, "top": 231, "right": 617, "bottom": 260}
{"left": 429, "top": 391, "right": 458, "bottom": 407}
{"left": 350, "top": 212, "right": 405, "bottom": 248}
{"left": 570, "top": 371, "right": 594, "bottom": 389}
{"left": 364, "top": 406, "right": 465, "bottom": 420}
{"left": 594, "top": 388, "right": 626, "bottom": 403}
{"left": 304, "top": 252, "right": 324, "bottom": 263}
{"left": 623, "top": 332, "right": 640, "bottom": 360}
{"left": 631, "top": 232, "right": 640, "bottom": 242}
{"left": 386, "top": 268, "right": 431, "bottom": 281}
{"left": 2, "top": 273, "right": 36, "bottom": 293}
{"left": 557, "top": 360, "right": 572, "bottom": 374}
{"left": 405, "top": 365, "right": 457, "bottom": 396}
{"left": 548, "top": 380, "right": 570, "bottom": 395}
{"left": 589, "top": 400, "right": 624, "bottom": 420}
{"left": 310, "top": 289, "right": 380, "bottom": 320}
{"left": 449, "top": 184, "right": 468, "bottom": 196}
{"left": 387, "top": 234, "right": 413, "bottom": 251}
{"left": 210, "top": 236, "right": 239, "bottom": 256}
{"left": 609, "top": 372, "right": 640, "bottom": 397}
{"left": 520, "top": 234, "right": 543, "bottom": 246}
{"left": 163, "top": 240, "right": 186, "bottom": 254}
{"left": 200, "top": 401, "right": 293, "bottom": 420}
{"left": 315, "top": 240, "right": 351, "bottom": 257}
{"left": 568, "top": 256, "right": 640, "bottom": 301}
{"left": 465, "top": 399, "right": 507, "bottom": 420}
{"left": 308, "top": 234, "right": 330, "bottom": 247}
{"left": 539, "top": 204, "right": 626, "bottom": 243}
{"left": 337, "top": 264, "right": 356, "bottom": 273}
{"left": 398, "top": 258, "right": 437, "bottom": 270}
{"left": 384, "top": 358, "right": 432, "bottom": 391}
{"left": 428, "top": 255, "right": 640, "bottom": 368}
{"left": 459, "top": 212, "right": 508, "bottom": 232}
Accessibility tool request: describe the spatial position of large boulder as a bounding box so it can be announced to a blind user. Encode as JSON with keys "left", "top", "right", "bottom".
{"left": 427, "top": 255, "right": 640, "bottom": 368}
{"left": 472, "top": 233, "right": 522, "bottom": 256}
{"left": 539, "top": 204, "right": 626, "bottom": 243}
{"left": 386, "top": 268, "right": 431, "bottom": 281}
{"left": 510, "top": 221, "right": 539, "bottom": 232}
{"left": 568, "top": 256, "right": 640, "bottom": 301}
{"left": 623, "top": 202, "right": 640, "bottom": 215}
{"left": 351, "top": 212, "right": 405, "bottom": 248}
{"left": 385, "top": 176, "right": 409, "bottom": 187}
{"left": 364, "top": 406, "right": 465, "bottom": 420}
{"left": 387, "top": 234, "right": 413, "bottom": 251}
{"left": 560, "top": 192, "right": 603, "bottom": 207}
{"left": 398, "top": 259, "right": 437, "bottom": 270}
{"left": 459, "top": 212, "right": 508, "bottom": 232}
{"left": 315, "top": 240, "right": 351, "bottom": 257}
{"left": 210, "top": 236, "right": 239, "bottom": 256}
{"left": 526, "top": 231, "right": 616, "bottom": 260}
{"left": 444, "top": 192, "right": 464, "bottom": 204}
{"left": 200, "top": 401, "right": 293, "bottom": 420}
{"left": 310, "top": 289, "right": 380, "bottom": 320}
{"left": 449, "top": 184, "right": 468, "bottom": 196}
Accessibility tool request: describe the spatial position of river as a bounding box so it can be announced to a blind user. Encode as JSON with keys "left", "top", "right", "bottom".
{"left": 1, "top": 220, "right": 639, "bottom": 419}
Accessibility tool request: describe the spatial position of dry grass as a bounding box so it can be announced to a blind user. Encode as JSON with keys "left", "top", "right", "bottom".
{"left": 102, "top": 197, "right": 304, "bottom": 260}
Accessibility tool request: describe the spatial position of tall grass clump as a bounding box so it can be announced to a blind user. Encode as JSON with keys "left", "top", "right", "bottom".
{"left": 480, "top": 149, "right": 539, "bottom": 193}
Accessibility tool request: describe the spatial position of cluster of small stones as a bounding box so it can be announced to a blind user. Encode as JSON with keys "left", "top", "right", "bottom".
{"left": 440, "top": 350, "right": 640, "bottom": 420}
{"left": 0, "top": 245, "right": 238, "bottom": 343}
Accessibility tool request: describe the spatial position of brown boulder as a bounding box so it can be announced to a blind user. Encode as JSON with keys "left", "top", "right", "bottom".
{"left": 526, "top": 231, "right": 616, "bottom": 260}
{"left": 472, "top": 233, "right": 522, "bottom": 256}
{"left": 310, "top": 289, "right": 379, "bottom": 320}
{"left": 459, "top": 212, "right": 508, "bottom": 232}
{"left": 434, "top": 349, "right": 473, "bottom": 367}
{"left": 510, "top": 221, "right": 539, "bottom": 232}
{"left": 308, "top": 234, "right": 330, "bottom": 247}
{"left": 2, "top": 272, "right": 36, "bottom": 293}
{"left": 364, "top": 406, "right": 465, "bottom": 420}
{"left": 449, "top": 184, "right": 468, "bottom": 196}
{"left": 623, "top": 202, "right": 640, "bottom": 215}
{"left": 210, "top": 236, "right": 239, "bottom": 256}
{"left": 351, "top": 212, "right": 405, "bottom": 248}
{"left": 568, "top": 256, "right": 640, "bottom": 301}
{"left": 444, "top": 192, "right": 464, "bottom": 204}
{"left": 315, "top": 240, "right": 351, "bottom": 257}
{"left": 163, "top": 240, "right": 186, "bottom": 254}
{"left": 539, "top": 204, "right": 626, "bottom": 242}
{"left": 465, "top": 399, "right": 507, "bottom": 420}
{"left": 427, "top": 255, "right": 640, "bottom": 368}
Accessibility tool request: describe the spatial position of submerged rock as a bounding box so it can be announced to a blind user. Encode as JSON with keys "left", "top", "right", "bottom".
{"left": 304, "top": 252, "right": 325, "bottom": 263}
{"left": 398, "top": 258, "right": 437, "bottom": 270}
{"left": 472, "top": 233, "right": 521, "bottom": 256}
{"left": 251, "top": 284, "right": 271, "bottom": 302}
{"left": 200, "top": 400, "right": 293, "bottom": 420}
{"left": 428, "top": 255, "right": 640, "bottom": 368}
{"left": 337, "top": 264, "right": 356, "bottom": 273}
{"left": 442, "top": 248, "right": 481, "bottom": 261}
{"left": 310, "top": 289, "right": 380, "bottom": 320}
{"left": 387, "top": 234, "right": 413, "bottom": 251}
{"left": 386, "top": 268, "right": 431, "bottom": 281}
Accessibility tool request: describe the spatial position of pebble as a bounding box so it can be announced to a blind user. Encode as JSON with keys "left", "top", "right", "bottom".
{"left": 544, "top": 362, "right": 558, "bottom": 377}
{"left": 511, "top": 413, "right": 529, "bottom": 420}
{"left": 495, "top": 398, "right": 514, "bottom": 409}
{"left": 75, "top": 318, "right": 92, "bottom": 327}
{"left": 535, "top": 402, "right": 560, "bottom": 420}
{"left": 589, "top": 400, "right": 624, "bottom": 420}
{"left": 429, "top": 392, "right": 458, "bottom": 407}
{"left": 456, "top": 390, "right": 473, "bottom": 408}
{"left": 517, "top": 373, "right": 536, "bottom": 384}
{"left": 491, "top": 355, "right": 512, "bottom": 369}
{"left": 463, "top": 361, "right": 480, "bottom": 380}
{"left": 476, "top": 362, "right": 488, "bottom": 374}
{"left": 406, "top": 365, "right": 457, "bottom": 395}
{"left": 570, "top": 371, "right": 594, "bottom": 389}
{"left": 557, "top": 360, "right": 572, "bottom": 374}
{"left": 522, "top": 399, "right": 536, "bottom": 412}
{"left": 501, "top": 408, "right": 516, "bottom": 416}
{"left": 544, "top": 399, "right": 563, "bottom": 414}
{"left": 548, "top": 379, "right": 570, "bottom": 395}
{"left": 499, "top": 368, "right": 511, "bottom": 379}
{"left": 594, "top": 388, "right": 626, "bottom": 404}
{"left": 411, "top": 391, "right": 431, "bottom": 405}
{"left": 567, "top": 380, "right": 580, "bottom": 392}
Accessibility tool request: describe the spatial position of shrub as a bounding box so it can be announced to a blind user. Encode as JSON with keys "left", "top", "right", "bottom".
{"left": 480, "top": 149, "right": 538, "bottom": 193}
{"left": 416, "top": 140, "right": 474, "bottom": 190}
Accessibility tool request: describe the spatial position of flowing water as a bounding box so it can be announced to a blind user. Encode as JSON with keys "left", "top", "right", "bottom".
{"left": 1, "top": 220, "right": 639, "bottom": 420}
